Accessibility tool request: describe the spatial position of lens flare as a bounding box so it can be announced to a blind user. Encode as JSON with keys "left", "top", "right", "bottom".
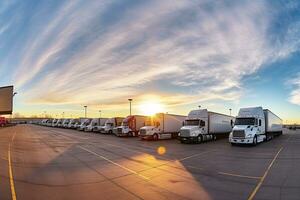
{"left": 157, "top": 146, "right": 166, "bottom": 155}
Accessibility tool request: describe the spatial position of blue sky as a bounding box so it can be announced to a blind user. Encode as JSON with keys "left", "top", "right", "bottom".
{"left": 0, "top": 0, "right": 299, "bottom": 122}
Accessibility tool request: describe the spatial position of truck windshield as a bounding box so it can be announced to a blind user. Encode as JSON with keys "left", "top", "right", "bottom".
{"left": 122, "top": 122, "right": 128, "bottom": 126}
{"left": 105, "top": 123, "right": 113, "bottom": 127}
{"left": 235, "top": 118, "right": 255, "bottom": 125}
{"left": 84, "top": 120, "right": 90, "bottom": 125}
{"left": 185, "top": 120, "right": 200, "bottom": 126}
{"left": 145, "top": 119, "right": 153, "bottom": 126}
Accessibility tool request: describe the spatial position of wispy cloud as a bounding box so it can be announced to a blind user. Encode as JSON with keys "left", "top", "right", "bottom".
{"left": 2, "top": 0, "right": 300, "bottom": 109}
{"left": 289, "top": 73, "right": 300, "bottom": 105}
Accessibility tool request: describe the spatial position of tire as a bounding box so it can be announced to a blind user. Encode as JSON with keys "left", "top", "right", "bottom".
{"left": 231, "top": 143, "right": 235, "bottom": 146}
{"left": 197, "top": 135, "right": 203, "bottom": 143}
{"left": 108, "top": 130, "right": 112, "bottom": 134}
{"left": 153, "top": 133, "right": 159, "bottom": 140}
{"left": 213, "top": 135, "right": 217, "bottom": 141}
{"left": 252, "top": 135, "right": 257, "bottom": 146}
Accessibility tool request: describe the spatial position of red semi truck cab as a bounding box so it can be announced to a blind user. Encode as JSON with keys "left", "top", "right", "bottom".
{"left": 0, "top": 117, "right": 7, "bottom": 127}
{"left": 113, "top": 115, "right": 148, "bottom": 137}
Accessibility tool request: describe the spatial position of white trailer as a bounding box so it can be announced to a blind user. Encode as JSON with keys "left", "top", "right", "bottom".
{"left": 96, "top": 117, "right": 124, "bottom": 134}
{"left": 85, "top": 118, "right": 109, "bottom": 132}
{"left": 179, "top": 109, "right": 234, "bottom": 143}
{"left": 229, "top": 107, "right": 282, "bottom": 145}
{"left": 139, "top": 113, "right": 186, "bottom": 140}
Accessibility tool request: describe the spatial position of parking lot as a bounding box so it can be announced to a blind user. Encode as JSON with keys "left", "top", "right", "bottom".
{"left": 0, "top": 125, "right": 299, "bottom": 200}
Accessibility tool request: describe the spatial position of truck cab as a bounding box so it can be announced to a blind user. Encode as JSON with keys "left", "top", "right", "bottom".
{"left": 99, "top": 122, "right": 113, "bottom": 134}
{"left": 139, "top": 113, "right": 185, "bottom": 140}
{"left": 229, "top": 107, "right": 266, "bottom": 145}
{"left": 51, "top": 119, "right": 58, "bottom": 127}
{"left": 0, "top": 117, "right": 7, "bottom": 127}
{"left": 77, "top": 119, "right": 92, "bottom": 131}
{"left": 113, "top": 115, "right": 146, "bottom": 137}
{"left": 98, "top": 117, "right": 123, "bottom": 134}
{"left": 67, "top": 119, "right": 80, "bottom": 129}
{"left": 113, "top": 117, "right": 132, "bottom": 136}
{"left": 54, "top": 119, "right": 63, "bottom": 127}
{"left": 62, "top": 119, "right": 71, "bottom": 128}
{"left": 85, "top": 118, "right": 100, "bottom": 132}
{"left": 179, "top": 109, "right": 213, "bottom": 143}
{"left": 139, "top": 117, "right": 162, "bottom": 140}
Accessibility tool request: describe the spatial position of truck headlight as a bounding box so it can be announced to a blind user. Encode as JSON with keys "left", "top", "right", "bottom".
{"left": 191, "top": 132, "right": 196, "bottom": 137}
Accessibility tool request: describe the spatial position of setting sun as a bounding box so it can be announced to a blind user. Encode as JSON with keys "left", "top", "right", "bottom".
{"left": 139, "top": 101, "right": 165, "bottom": 116}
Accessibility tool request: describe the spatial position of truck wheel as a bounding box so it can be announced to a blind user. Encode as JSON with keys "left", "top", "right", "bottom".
{"left": 252, "top": 136, "right": 257, "bottom": 146}
{"left": 213, "top": 135, "right": 217, "bottom": 141}
{"left": 153, "top": 133, "right": 159, "bottom": 140}
{"left": 197, "top": 135, "right": 203, "bottom": 143}
{"left": 108, "top": 130, "right": 112, "bottom": 134}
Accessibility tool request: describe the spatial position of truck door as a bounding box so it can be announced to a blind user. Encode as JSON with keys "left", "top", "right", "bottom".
{"left": 256, "top": 118, "right": 263, "bottom": 135}
{"left": 200, "top": 119, "right": 208, "bottom": 134}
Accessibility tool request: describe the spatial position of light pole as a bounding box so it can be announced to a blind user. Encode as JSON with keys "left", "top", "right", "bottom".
{"left": 198, "top": 105, "right": 201, "bottom": 110}
{"left": 84, "top": 106, "right": 87, "bottom": 118}
{"left": 62, "top": 112, "right": 65, "bottom": 118}
{"left": 128, "top": 99, "right": 133, "bottom": 116}
{"left": 229, "top": 108, "right": 232, "bottom": 116}
{"left": 99, "top": 110, "right": 101, "bottom": 118}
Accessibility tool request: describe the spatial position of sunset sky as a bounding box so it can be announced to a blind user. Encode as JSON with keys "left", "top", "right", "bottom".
{"left": 0, "top": 0, "right": 300, "bottom": 123}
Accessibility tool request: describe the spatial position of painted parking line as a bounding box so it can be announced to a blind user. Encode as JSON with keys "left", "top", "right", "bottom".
{"left": 79, "top": 146, "right": 150, "bottom": 181}
{"left": 8, "top": 132, "right": 17, "bottom": 200}
{"left": 218, "top": 172, "right": 261, "bottom": 180}
{"left": 248, "top": 147, "right": 283, "bottom": 200}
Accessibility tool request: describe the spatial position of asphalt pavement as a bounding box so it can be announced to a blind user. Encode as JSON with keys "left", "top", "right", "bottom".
{"left": 0, "top": 125, "right": 299, "bottom": 200}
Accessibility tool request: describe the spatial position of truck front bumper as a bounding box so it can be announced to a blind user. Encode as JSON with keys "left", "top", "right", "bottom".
{"left": 140, "top": 135, "right": 153, "bottom": 140}
{"left": 229, "top": 137, "right": 254, "bottom": 144}
{"left": 179, "top": 136, "right": 198, "bottom": 143}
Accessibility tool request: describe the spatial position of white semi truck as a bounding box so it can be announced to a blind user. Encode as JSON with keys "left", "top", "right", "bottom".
{"left": 85, "top": 118, "right": 109, "bottom": 132}
{"left": 77, "top": 118, "right": 92, "bottom": 131}
{"left": 139, "top": 113, "right": 186, "bottom": 140}
{"left": 96, "top": 117, "right": 124, "bottom": 134}
{"left": 62, "top": 119, "right": 71, "bottom": 128}
{"left": 67, "top": 119, "right": 80, "bottom": 129}
{"left": 229, "top": 107, "right": 282, "bottom": 145}
{"left": 113, "top": 115, "right": 148, "bottom": 137}
{"left": 179, "top": 109, "right": 234, "bottom": 143}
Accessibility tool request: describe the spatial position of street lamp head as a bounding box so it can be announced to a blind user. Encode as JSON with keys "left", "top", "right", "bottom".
{"left": 128, "top": 98, "right": 133, "bottom": 102}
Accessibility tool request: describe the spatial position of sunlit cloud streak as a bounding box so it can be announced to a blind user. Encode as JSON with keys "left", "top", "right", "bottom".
{"left": 289, "top": 73, "right": 300, "bottom": 105}
{"left": 2, "top": 0, "right": 300, "bottom": 109}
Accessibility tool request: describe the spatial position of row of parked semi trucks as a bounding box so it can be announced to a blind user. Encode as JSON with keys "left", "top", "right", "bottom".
{"left": 37, "top": 106, "right": 283, "bottom": 146}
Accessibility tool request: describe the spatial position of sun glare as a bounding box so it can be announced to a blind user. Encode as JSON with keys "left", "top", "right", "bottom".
{"left": 139, "top": 101, "right": 165, "bottom": 116}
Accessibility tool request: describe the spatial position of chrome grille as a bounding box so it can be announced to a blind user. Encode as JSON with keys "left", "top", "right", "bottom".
{"left": 180, "top": 129, "right": 190, "bottom": 137}
{"left": 232, "top": 130, "right": 245, "bottom": 138}
{"left": 117, "top": 128, "right": 123, "bottom": 134}
{"left": 139, "top": 129, "right": 146, "bottom": 135}
{"left": 113, "top": 128, "right": 118, "bottom": 134}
